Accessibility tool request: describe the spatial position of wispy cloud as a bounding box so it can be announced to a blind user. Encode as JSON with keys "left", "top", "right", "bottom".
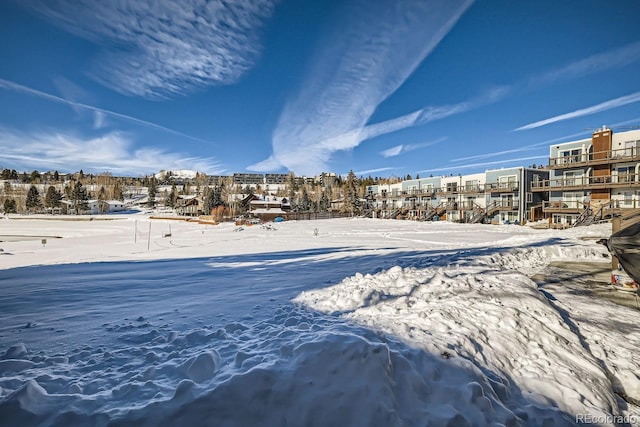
{"left": 380, "top": 145, "right": 404, "bottom": 158}
{"left": 24, "top": 0, "right": 276, "bottom": 98}
{"left": 515, "top": 91, "right": 640, "bottom": 131}
{"left": 52, "top": 77, "right": 107, "bottom": 129}
{"left": 381, "top": 137, "right": 448, "bottom": 158}
{"left": 418, "top": 155, "right": 548, "bottom": 175}
{"left": 353, "top": 167, "right": 398, "bottom": 176}
{"left": 0, "top": 128, "right": 224, "bottom": 175}
{"left": 530, "top": 41, "right": 640, "bottom": 87}
{"left": 0, "top": 78, "right": 215, "bottom": 144}
{"left": 450, "top": 130, "right": 592, "bottom": 164}
{"left": 249, "top": 0, "right": 473, "bottom": 175}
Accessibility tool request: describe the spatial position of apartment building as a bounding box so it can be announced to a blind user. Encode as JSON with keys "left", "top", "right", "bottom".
{"left": 366, "top": 167, "right": 547, "bottom": 224}
{"left": 531, "top": 127, "right": 640, "bottom": 226}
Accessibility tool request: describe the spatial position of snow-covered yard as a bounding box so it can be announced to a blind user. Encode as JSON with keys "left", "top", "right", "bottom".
{"left": 0, "top": 215, "right": 638, "bottom": 426}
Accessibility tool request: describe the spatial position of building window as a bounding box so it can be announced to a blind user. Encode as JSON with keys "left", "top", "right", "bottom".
{"left": 526, "top": 192, "right": 533, "bottom": 203}
{"left": 617, "top": 166, "right": 634, "bottom": 183}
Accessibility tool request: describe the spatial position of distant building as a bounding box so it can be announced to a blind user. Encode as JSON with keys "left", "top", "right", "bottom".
{"left": 233, "top": 173, "right": 264, "bottom": 186}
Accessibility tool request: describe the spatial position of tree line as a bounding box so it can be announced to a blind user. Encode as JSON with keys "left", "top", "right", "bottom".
{"left": 1, "top": 168, "right": 390, "bottom": 216}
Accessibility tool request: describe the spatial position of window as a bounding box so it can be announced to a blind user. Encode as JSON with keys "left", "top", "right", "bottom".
{"left": 526, "top": 192, "right": 533, "bottom": 203}
{"left": 563, "top": 171, "right": 581, "bottom": 186}
{"left": 498, "top": 175, "right": 517, "bottom": 190}
{"left": 446, "top": 182, "right": 458, "bottom": 192}
{"left": 623, "top": 140, "right": 640, "bottom": 157}
{"left": 465, "top": 180, "right": 479, "bottom": 192}
{"left": 617, "top": 166, "right": 634, "bottom": 183}
{"left": 560, "top": 149, "right": 581, "bottom": 163}
{"left": 562, "top": 192, "right": 583, "bottom": 209}
{"left": 501, "top": 194, "right": 514, "bottom": 208}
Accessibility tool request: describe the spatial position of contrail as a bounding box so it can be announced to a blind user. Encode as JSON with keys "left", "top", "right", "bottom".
{"left": 0, "top": 77, "right": 216, "bottom": 144}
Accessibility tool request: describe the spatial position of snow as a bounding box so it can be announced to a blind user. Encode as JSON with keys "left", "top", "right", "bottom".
{"left": 1, "top": 216, "right": 639, "bottom": 426}
{"left": 154, "top": 169, "right": 199, "bottom": 180}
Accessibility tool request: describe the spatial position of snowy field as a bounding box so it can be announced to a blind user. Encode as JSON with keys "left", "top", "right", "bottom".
{"left": 1, "top": 214, "right": 639, "bottom": 426}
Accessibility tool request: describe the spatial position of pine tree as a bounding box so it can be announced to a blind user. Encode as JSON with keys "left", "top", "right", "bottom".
{"left": 300, "top": 187, "right": 311, "bottom": 212}
{"left": 167, "top": 183, "right": 178, "bottom": 208}
{"left": 342, "top": 170, "right": 361, "bottom": 215}
{"left": 45, "top": 186, "right": 63, "bottom": 208}
{"left": 202, "top": 187, "right": 214, "bottom": 215}
{"left": 25, "top": 185, "right": 42, "bottom": 211}
{"left": 212, "top": 185, "right": 224, "bottom": 208}
{"left": 71, "top": 181, "right": 89, "bottom": 214}
{"left": 3, "top": 199, "right": 17, "bottom": 213}
{"left": 147, "top": 176, "right": 157, "bottom": 207}
{"left": 319, "top": 188, "right": 330, "bottom": 212}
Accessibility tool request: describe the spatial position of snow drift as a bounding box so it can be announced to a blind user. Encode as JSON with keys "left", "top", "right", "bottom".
{"left": 1, "top": 217, "right": 639, "bottom": 426}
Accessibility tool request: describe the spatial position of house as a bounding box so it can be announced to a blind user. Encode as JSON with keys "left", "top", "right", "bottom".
{"left": 175, "top": 195, "right": 203, "bottom": 216}
{"left": 246, "top": 194, "right": 291, "bottom": 221}
{"left": 60, "top": 199, "right": 123, "bottom": 214}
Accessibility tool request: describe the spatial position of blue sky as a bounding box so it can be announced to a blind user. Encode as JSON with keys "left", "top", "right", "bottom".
{"left": 1, "top": 0, "right": 639, "bottom": 178}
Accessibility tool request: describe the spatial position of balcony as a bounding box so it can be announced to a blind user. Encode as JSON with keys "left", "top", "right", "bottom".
{"left": 459, "top": 185, "right": 484, "bottom": 194}
{"left": 485, "top": 200, "right": 517, "bottom": 214}
{"left": 374, "top": 188, "right": 435, "bottom": 199}
{"left": 531, "top": 174, "right": 640, "bottom": 192}
{"left": 548, "top": 147, "right": 640, "bottom": 169}
{"left": 485, "top": 182, "right": 519, "bottom": 193}
{"left": 542, "top": 200, "right": 585, "bottom": 213}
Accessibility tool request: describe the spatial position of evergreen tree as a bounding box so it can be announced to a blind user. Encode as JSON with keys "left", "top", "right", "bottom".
{"left": 71, "top": 181, "right": 89, "bottom": 214}
{"left": 45, "top": 186, "right": 63, "bottom": 209}
{"left": 202, "top": 187, "right": 214, "bottom": 215}
{"left": 167, "top": 183, "right": 178, "bottom": 208}
{"left": 212, "top": 185, "right": 224, "bottom": 208}
{"left": 53, "top": 170, "right": 60, "bottom": 181}
{"left": 3, "top": 199, "right": 17, "bottom": 213}
{"left": 342, "top": 170, "right": 361, "bottom": 215}
{"left": 25, "top": 185, "right": 42, "bottom": 211}
{"left": 300, "top": 187, "right": 311, "bottom": 212}
{"left": 147, "top": 176, "right": 157, "bottom": 207}
{"left": 319, "top": 188, "right": 330, "bottom": 212}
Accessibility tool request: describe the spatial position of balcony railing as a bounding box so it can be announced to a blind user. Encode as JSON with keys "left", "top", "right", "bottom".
{"left": 531, "top": 174, "right": 640, "bottom": 191}
{"left": 485, "top": 200, "right": 517, "bottom": 213}
{"left": 542, "top": 200, "right": 585, "bottom": 213}
{"left": 548, "top": 147, "right": 640, "bottom": 169}
{"left": 371, "top": 181, "right": 519, "bottom": 197}
{"left": 484, "top": 182, "right": 518, "bottom": 192}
